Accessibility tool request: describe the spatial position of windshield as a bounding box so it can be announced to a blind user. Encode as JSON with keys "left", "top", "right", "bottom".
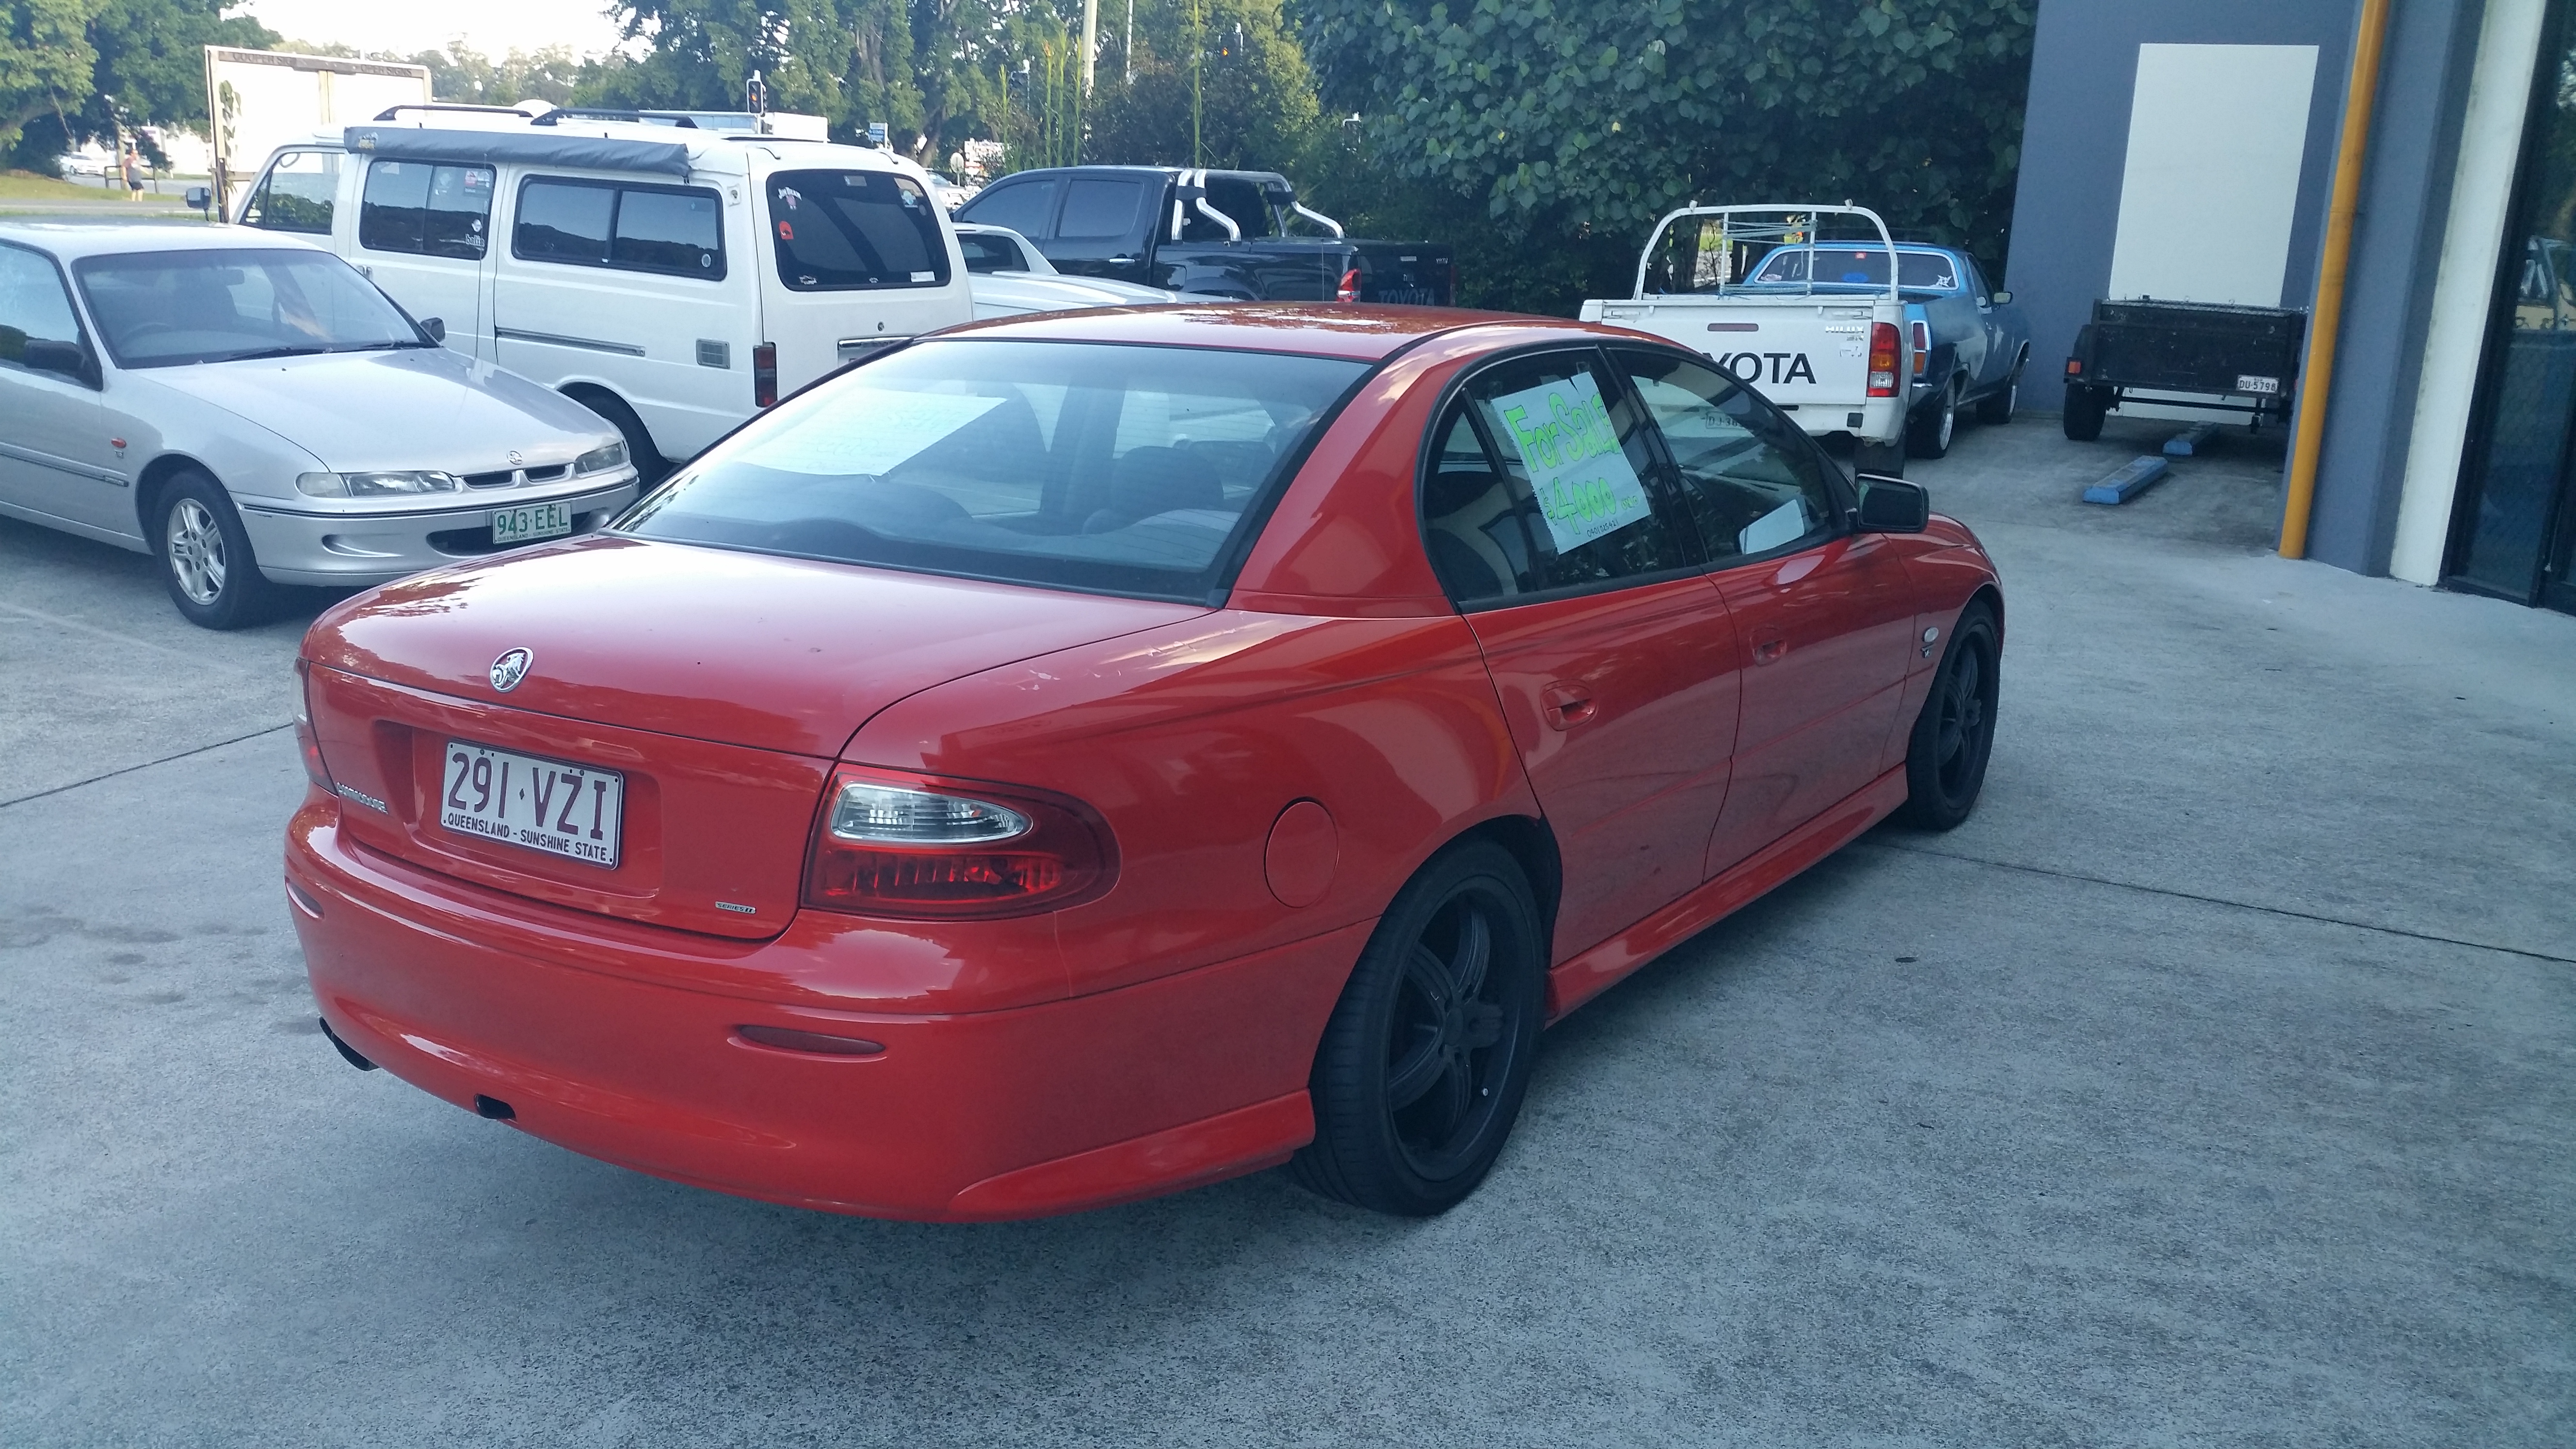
{"left": 74, "top": 247, "right": 422, "bottom": 368}
{"left": 1750, "top": 247, "right": 1960, "bottom": 290}
{"left": 619, "top": 339, "right": 1368, "bottom": 601}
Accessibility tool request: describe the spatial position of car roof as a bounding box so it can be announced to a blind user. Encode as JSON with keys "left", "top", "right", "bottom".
{"left": 0, "top": 223, "right": 331, "bottom": 262}
{"left": 932, "top": 304, "right": 1614, "bottom": 363}
{"left": 294, "top": 114, "right": 912, "bottom": 181}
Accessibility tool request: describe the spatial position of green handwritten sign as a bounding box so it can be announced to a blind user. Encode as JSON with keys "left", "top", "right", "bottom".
{"left": 1489, "top": 372, "right": 1653, "bottom": 553}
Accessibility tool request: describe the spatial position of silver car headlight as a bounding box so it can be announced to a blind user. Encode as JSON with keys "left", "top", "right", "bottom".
{"left": 296, "top": 470, "right": 465, "bottom": 498}
{"left": 575, "top": 441, "right": 629, "bottom": 475}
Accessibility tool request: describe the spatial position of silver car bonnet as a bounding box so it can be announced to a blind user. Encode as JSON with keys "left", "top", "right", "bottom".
{"left": 134, "top": 345, "right": 618, "bottom": 476}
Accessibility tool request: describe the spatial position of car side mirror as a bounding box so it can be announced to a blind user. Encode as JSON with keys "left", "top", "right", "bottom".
{"left": 1856, "top": 474, "right": 1929, "bottom": 532}
{"left": 1989, "top": 290, "right": 2012, "bottom": 305}
{"left": 184, "top": 184, "right": 212, "bottom": 214}
{"left": 22, "top": 339, "right": 97, "bottom": 386}
{"left": 419, "top": 316, "right": 446, "bottom": 343}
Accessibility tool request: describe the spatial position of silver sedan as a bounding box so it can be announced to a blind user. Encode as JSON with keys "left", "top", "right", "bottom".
{"left": 0, "top": 224, "right": 640, "bottom": 628}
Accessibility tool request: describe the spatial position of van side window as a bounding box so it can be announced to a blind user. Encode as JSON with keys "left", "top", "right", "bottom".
{"left": 242, "top": 150, "right": 340, "bottom": 234}
{"left": 360, "top": 161, "right": 495, "bottom": 259}
{"left": 514, "top": 178, "right": 727, "bottom": 280}
{"left": 765, "top": 170, "right": 949, "bottom": 291}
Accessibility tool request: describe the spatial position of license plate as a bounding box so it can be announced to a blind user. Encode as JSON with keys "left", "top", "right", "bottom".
{"left": 439, "top": 741, "right": 623, "bottom": 867}
{"left": 493, "top": 501, "right": 572, "bottom": 545}
{"left": 2235, "top": 374, "right": 2282, "bottom": 396}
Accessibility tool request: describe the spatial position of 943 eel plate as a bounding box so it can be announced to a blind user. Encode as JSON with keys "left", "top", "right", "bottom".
{"left": 439, "top": 740, "right": 624, "bottom": 867}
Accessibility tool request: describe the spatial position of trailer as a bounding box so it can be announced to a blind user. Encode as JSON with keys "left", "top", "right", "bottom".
{"left": 2061, "top": 298, "right": 2307, "bottom": 441}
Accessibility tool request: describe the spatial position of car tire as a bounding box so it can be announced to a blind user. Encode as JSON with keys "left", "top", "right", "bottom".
{"left": 1974, "top": 370, "right": 2020, "bottom": 426}
{"left": 1290, "top": 839, "right": 1545, "bottom": 1217}
{"left": 1906, "top": 379, "right": 1958, "bottom": 459}
{"left": 1898, "top": 599, "right": 2000, "bottom": 831}
{"left": 571, "top": 389, "right": 668, "bottom": 486}
{"left": 2062, "top": 384, "right": 2110, "bottom": 442}
{"left": 153, "top": 470, "right": 276, "bottom": 630}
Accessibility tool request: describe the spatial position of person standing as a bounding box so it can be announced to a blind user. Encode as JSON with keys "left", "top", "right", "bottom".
{"left": 123, "top": 147, "right": 144, "bottom": 200}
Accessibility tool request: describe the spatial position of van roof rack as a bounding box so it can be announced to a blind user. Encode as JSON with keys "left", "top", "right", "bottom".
{"left": 372, "top": 103, "right": 535, "bottom": 122}
{"left": 532, "top": 107, "right": 702, "bottom": 129}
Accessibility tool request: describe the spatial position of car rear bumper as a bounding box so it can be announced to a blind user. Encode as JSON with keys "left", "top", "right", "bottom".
{"left": 239, "top": 477, "right": 639, "bottom": 587}
{"left": 285, "top": 801, "right": 1356, "bottom": 1221}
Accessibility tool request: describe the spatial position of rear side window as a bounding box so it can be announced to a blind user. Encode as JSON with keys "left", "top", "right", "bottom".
{"left": 958, "top": 178, "right": 1059, "bottom": 240}
{"left": 242, "top": 150, "right": 340, "bottom": 235}
{"left": 1059, "top": 178, "right": 1147, "bottom": 240}
{"left": 765, "top": 169, "right": 950, "bottom": 291}
{"left": 359, "top": 161, "right": 495, "bottom": 259}
{"left": 957, "top": 231, "right": 1029, "bottom": 273}
{"left": 1419, "top": 350, "right": 1689, "bottom": 605}
{"left": 513, "top": 178, "right": 726, "bottom": 280}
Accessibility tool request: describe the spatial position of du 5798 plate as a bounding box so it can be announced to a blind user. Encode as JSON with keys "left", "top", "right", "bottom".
{"left": 439, "top": 740, "right": 623, "bottom": 866}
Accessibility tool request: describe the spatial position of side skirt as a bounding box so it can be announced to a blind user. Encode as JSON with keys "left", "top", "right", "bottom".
{"left": 1543, "top": 764, "right": 1910, "bottom": 1021}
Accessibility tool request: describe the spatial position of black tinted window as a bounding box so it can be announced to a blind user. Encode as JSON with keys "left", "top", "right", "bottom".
{"left": 957, "top": 231, "right": 1027, "bottom": 273}
{"left": 515, "top": 180, "right": 612, "bottom": 264}
{"left": 613, "top": 188, "right": 725, "bottom": 277}
{"left": 1615, "top": 349, "right": 1843, "bottom": 564}
{"left": 360, "top": 161, "right": 494, "bottom": 259}
{"left": 621, "top": 339, "right": 1363, "bottom": 601}
{"left": 766, "top": 170, "right": 948, "bottom": 291}
{"left": 1060, "top": 178, "right": 1147, "bottom": 240}
{"left": 1420, "top": 351, "right": 1688, "bottom": 604}
{"left": 958, "top": 178, "right": 1059, "bottom": 240}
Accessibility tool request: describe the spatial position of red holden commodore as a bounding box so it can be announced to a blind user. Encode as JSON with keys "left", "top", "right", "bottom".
{"left": 287, "top": 305, "right": 2003, "bottom": 1220}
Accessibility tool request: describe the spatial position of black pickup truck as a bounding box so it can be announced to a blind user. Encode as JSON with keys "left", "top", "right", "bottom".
{"left": 955, "top": 165, "right": 1454, "bottom": 306}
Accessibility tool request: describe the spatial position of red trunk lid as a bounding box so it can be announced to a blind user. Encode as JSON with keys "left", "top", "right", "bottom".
{"left": 302, "top": 536, "right": 1208, "bottom": 938}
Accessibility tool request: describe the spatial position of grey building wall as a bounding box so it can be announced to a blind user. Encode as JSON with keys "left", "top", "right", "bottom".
{"left": 2302, "top": 0, "right": 2493, "bottom": 574}
{"left": 2003, "top": 0, "right": 2354, "bottom": 413}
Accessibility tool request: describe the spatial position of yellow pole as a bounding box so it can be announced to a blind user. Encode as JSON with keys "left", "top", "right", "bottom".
{"left": 2279, "top": 0, "right": 2393, "bottom": 559}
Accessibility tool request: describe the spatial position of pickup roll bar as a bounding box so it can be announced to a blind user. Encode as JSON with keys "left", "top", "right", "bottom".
{"left": 1633, "top": 203, "right": 1900, "bottom": 303}
{"left": 1175, "top": 169, "right": 1241, "bottom": 242}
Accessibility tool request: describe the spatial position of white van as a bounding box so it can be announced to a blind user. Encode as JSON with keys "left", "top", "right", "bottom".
{"left": 231, "top": 112, "right": 974, "bottom": 475}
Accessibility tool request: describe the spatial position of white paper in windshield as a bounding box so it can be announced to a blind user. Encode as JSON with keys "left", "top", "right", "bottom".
{"left": 732, "top": 388, "right": 1004, "bottom": 476}
{"left": 1486, "top": 373, "right": 1653, "bottom": 553}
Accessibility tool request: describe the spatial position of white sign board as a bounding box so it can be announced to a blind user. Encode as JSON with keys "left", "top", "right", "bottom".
{"left": 1487, "top": 373, "right": 1654, "bottom": 553}
{"left": 205, "top": 46, "right": 429, "bottom": 211}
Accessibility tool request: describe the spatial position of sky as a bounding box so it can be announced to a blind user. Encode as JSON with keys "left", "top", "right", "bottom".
{"left": 244, "top": 0, "right": 633, "bottom": 60}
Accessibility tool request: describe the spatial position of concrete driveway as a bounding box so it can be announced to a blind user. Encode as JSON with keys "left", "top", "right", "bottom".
{"left": 2, "top": 412, "right": 2569, "bottom": 1445}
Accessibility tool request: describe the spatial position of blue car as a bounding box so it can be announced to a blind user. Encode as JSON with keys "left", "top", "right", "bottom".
{"left": 1743, "top": 242, "right": 2030, "bottom": 458}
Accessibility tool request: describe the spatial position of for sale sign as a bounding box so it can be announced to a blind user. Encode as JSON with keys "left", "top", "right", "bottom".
{"left": 1488, "top": 373, "right": 1653, "bottom": 554}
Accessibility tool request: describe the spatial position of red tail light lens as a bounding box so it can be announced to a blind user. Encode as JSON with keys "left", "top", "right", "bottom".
{"left": 293, "top": 659, "right": 335, "bottom": 791}
{"left": 802, "top": 765, "right": 1115, "bottom": 919}
{"left": 1910, "top": 320, "right": 1930, "bottom": 378}
{"left": 1868, "top": 322, "right": 1899, "bottom": 397}
{"left": 1336, "top": 268, "right": 1359, "bottom": 304}
{"left": 753, "top": 342, "right": 778, "bottom": 408}
{"left": 2065, "top": 357, "right": 2083, "bottom": 376}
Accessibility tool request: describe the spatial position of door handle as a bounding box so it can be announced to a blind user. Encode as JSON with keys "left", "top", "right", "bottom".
{"left": 1753, "top": 638, "right": 1788, "bottom": 664}
{"left": 1541, "top": 683, "right": 1596, "bottom": 730}
{"left": 1108, "top": 255, "right": 1139, "bottom": 267}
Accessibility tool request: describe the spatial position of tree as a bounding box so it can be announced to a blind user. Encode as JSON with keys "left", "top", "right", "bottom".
{"left": 2, "top": 0, "right": 102, "bottom": 158}
{"left": 408, "top": 41, "right": 585, "bottom": 108}
{"left": 1086, "top": 0, "right": 1320, "bottom": 169}
{"left": 1295, "top": 0, "right": 2034, "bottom": 310}
{"left": 6, "top": 0, "right": 273, "bottom": 171}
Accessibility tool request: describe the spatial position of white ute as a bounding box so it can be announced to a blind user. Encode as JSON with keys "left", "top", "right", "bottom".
{"left": 231, "top": 109, "right": 976, "bottom": 478}
{"left": 1582, "top": 204, "right": 1915, "bottom": 473}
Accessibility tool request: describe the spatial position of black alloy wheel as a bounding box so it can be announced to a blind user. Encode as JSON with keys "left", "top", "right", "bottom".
{"left": 1907, "top": 379, "right": 1959, "bottom": 459}
{"left": 1292, "top": 840, "right": 1544, "bottom": 1216}
{"left": 1899, "top": 599, "right": 2001, "bottom": 830}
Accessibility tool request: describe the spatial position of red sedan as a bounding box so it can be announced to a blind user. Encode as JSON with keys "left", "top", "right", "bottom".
{"left": 287, "top": 306, "right": 2002, "bottom": 1220}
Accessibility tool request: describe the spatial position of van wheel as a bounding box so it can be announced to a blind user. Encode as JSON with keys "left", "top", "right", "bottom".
{"left": 1291, "top": 840, "right": 1544, "bottom": 1216}
{"left": 571, "top": 390, "right": 668, "bottom": 486}
{"left": 154, "top": 470, "right": 276, "bottom": 630}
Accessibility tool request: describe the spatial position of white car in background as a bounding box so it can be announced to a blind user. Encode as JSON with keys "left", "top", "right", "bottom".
{"left": 0, "top": 225, "right": 639, "bottom": 628}
{"left": 952, "top": 222, "right": 1181, "bottom": 318}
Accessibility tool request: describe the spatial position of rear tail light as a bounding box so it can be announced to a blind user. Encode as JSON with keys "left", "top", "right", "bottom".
{"left": 802, "top": 765, "right": 1115, "bottom": 919}
{"left": 1911, "top": 320, "right": 1930, "bottom": 378}
{"left": 753, "top": 342, "right": 778, "bottom": 408}
{"left": 293, "top": 659, "right": 334, "bottom": 791}
{"left": 1868, "top": 322, "right": 1900, "bottom": 397}
{"left": 1336, "top": 268, "right": 1359, "bottom": 304}
{"left": 2065, "top": 357, "right": 2083, "bottom": 377}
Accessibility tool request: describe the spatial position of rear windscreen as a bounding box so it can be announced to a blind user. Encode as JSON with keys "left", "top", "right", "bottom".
{"left": 766, "top": 169, "right": 951, "bottom": 291}
{"left": 617, "top": 339, "right": 1367, "bottom": 601}
{"left": 1751, "top": 248, "right": 1958, "bottom": 290}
